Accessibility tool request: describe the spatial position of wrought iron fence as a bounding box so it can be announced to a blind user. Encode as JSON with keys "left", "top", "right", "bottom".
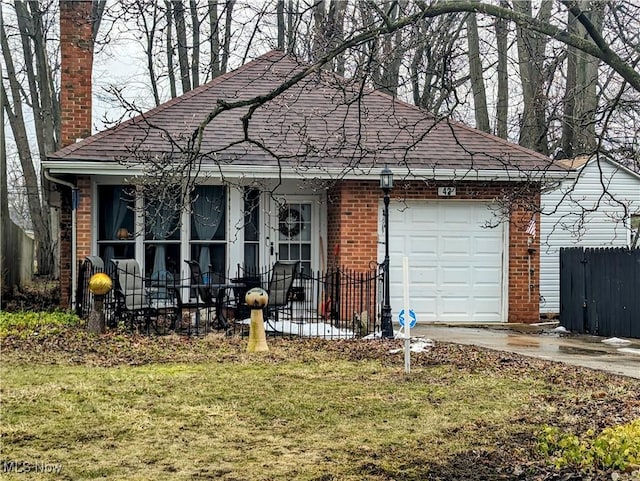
{"left": 76, "top": 256, "right": 107, "bottom": 320}
{"left": 75, "top": 258, "right": 383, "bottom": 339}
{"left": 228, "top": 264, "right": 383, "bottom": 339}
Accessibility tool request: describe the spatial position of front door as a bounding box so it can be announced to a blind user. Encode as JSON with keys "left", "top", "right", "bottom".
{"left": 273, "top": 199, "right": 317, "bottom": 277}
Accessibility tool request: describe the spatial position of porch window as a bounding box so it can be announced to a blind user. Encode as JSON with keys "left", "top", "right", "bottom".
{"left": 631, "top": 214, "right": 640, "bottom": 248}
{"left": 190, "top": 185, "right": 226, "bottom": 278}
{"left": 144, "top": 191, "right": 181, "bottom": 278}
{"left": 278, "top": 203, "right": 312, "bottom": 275}
{"left": 97, "top": 185, "right": 135, "bottom": 269}
{"left": 243, "top": 188, "right": 260, "bottom": 273}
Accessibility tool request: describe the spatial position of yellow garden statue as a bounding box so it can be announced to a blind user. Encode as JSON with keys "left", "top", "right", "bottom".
{"left": 245, "top": 287, "right": 269, "bottom": 352}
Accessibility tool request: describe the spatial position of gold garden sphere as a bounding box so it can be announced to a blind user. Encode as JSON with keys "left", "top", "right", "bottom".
{"left": 88, "top": 272, "right": 113, "bottom": 296}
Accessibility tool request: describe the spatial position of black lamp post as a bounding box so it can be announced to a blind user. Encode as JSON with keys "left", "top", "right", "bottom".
{"left": 380, "top": 166, "right": 394, "bottom": 338}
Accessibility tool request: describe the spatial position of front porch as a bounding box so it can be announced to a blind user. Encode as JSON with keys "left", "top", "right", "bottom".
{"left": 76, "top": 257, "right": 383, "bottom": 339}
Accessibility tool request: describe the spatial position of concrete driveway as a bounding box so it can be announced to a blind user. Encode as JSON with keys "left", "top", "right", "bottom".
{"left": 410, "top": 323, "right": 640, "bottom": 379}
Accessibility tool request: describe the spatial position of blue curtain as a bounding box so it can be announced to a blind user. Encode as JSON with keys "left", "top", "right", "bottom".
{"left": 147, "top": 200, "right": 179, "bottom": 275}
{"left": 192, "top": 186, "right": 225, "bottom": 273}
{"left": 103, "top": 186, "right": 129, "bottom": 268}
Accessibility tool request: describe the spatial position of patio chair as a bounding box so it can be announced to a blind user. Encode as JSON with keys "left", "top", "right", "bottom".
{"left": 149, "top": 270, "right": 176, "bottom": 308}
{"left": 183, "top": 260, "right": 228, "bottom": 330}
{"left": 111, "top": 259, "right": 156, "bottom": 332}
{"left": 265, "top": 260, "right": 299, "bottom": 325}
{"left": 230, "top": 265, "right": 263, "bottom": 321}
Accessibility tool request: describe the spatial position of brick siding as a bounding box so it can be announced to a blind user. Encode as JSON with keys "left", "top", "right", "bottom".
{"left": 59, "top": 1, "right": 93, "bottom": 147}
{"left": 327, "top": 180, "right": 540, "bottom": 323}
{"left": 58, "top": 1, "right": 93, "bottom": 306}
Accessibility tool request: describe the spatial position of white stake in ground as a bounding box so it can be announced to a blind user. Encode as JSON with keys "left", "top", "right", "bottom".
{"left": 403, "top": 256, "right": 411, "bottom": 374}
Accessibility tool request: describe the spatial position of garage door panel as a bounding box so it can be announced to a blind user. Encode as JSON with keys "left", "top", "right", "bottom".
{"left": 440, "top": 237, "right": 472, "bottom": 256}
{"left": 411, "top": 266, "right": 437, "bottom": 285}
{"left": 440, "top": 297, "right": 473, "bottom": 315}
{"left": 473, "top": 267, "right": 502, "bottom": 286}
{"left": 383, "top": 200, "right": 505, "bottom": 322}
{"left": 440, "top": 266, "right": 471, "bottom": 287}
{"left": 441, "top": 219, "right": 473, "bottom": 231}
{"left": 475, "top": 235, "right": 502, "bottom": 255}
{"left": 409, "top": 236, "right": 437, "bottom": 254}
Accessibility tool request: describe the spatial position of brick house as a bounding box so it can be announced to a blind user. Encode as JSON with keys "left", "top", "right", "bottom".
{"left": 44, "top": 2, "right": 567, "bottom": 324}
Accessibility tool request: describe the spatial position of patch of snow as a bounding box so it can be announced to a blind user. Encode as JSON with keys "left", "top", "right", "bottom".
{"left": 616, "top": 347, "right": 640, "bottom": 356}
{"left": 410, "top": 339, "right": 434, "bottom": 352}
{"left": 388, "top": 338, "right": 434, "bottom": 354}
{"left": 362, "top": 330, "right": 400, "bottom": 340}
{"left": 531, "top": 321, "right": 560, "bottom": 327}
{"left": 602, "top": 337, "right": 632, "bottom": 346}
{"left": 552, "top": 326, "right": 569, "bottom": 333}
{"left": 264, "top": 320, "right": 355, "bottom": 339}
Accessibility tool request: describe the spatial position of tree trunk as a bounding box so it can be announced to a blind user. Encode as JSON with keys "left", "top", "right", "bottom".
{"left": 410, "top": 13, "right": 466, "bottom": 115}
{"left": 172, "top": 0, "right": 191, "bottom": 93}
{"left": 286, "top": 0, "right": 296, "bottom": 54}
{"left": 466, "top": 10, "right": 490, "bottom": 132}
{"left": 141, "top": 2, "right": 161, "bottom": 106}
{"left": 220, "top": 0, "right": 235, "bottom": 74}
{"left": 514, "top": 0, "right": 552, "bottom": 154}
{"left": 16, "top": 2, "right": 47, "bottom": 160}
{"left": 1, "top": 15, "right": 8, "bottom": 292}
{"left": 562, "top": 0, "right": 603, "bottom": 157}
{"left": 91, "top": 1, "right": 107, "bottom": 43}
{"left": 208, "top": 0, "right": 220, "bottom": 78}
{"left": 312, "top": 0, "right": 326, "bottom": 61}
{"left": 25, "top": 2, "right": 59, "bottom": 154}
{"left": 2, "top": 3, "right": 54, "bottom": 275}
{"left": 327, "top": 1, "right": 347, "bottom": 76}
{"left": 165, "top": 1, "right": 177, "bottom": 98}
{"left": 494, "top": 1, "right": 509, "bottom": 139}
{"left": 277, "top": 0, "right": 285, "bottom": 50}
{"left": 189, "top": 0, "right": 200, "bottom": 89}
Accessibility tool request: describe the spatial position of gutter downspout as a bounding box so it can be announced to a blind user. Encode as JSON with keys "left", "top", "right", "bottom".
{"left": 43, "top": 169, "right": 78, "bottom": 309}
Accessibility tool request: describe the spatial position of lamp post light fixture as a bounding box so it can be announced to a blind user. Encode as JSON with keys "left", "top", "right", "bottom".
{"left": 380, "top": 166, "right": 394, "bottom": 339}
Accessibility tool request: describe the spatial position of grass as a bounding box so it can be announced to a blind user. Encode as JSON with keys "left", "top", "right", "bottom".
{"left": 1, "top": 329, "right": 639, "bottom": 480}
{"left": 2, "top": 360, "right": 533, "bottom": 480}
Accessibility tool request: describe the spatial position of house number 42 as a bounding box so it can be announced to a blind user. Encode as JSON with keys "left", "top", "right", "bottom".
{"left": 438, "top": 186, "right": 456, "bottom": 197}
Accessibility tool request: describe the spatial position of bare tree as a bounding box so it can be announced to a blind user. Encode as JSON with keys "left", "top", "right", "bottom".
{"left": 172, "top": 0, "right": 191, "bottom": 93}
{"left": 208, "top": 0, "right": 220, "bottom": 78}
{"left": 513, "top": 0, "right": 553, "bottom": 154}
{"left": 220, "top": 0, "right": 234, "bottom": 74}
{"left": 5, "top": 0, "right": 640, "bottom": 287}
{"left": 277, "top": 0, "right": 285, "bottom": 50}
{"left": 165, "top": 1, "right": 178, "bottom": 98}
{"left": 466, "top": 9, "right": 490, "bottom": 132}
{"left": 494, "top": 0, "right": 509, "bottom": 139}
{"left": 2, "top": 0, "right": 105, "bottom": 276}
{"left": 409, "top": 13, "right": 467, "bottom": 115}
{"left": 189, "top": 0, "right": 201, "bottom": 88}
{"left": 2, "top": 2, "right": 55, "bottom": 275}
{"left": 561, "top": 0, "right": 604, "bottom": 157}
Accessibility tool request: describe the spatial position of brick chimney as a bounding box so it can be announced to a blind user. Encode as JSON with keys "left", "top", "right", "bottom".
{"left": 60, "top": 0, "right": 93, "bottom": 147}
{"left": 58, "top": 1, "right": 94, "bottom": 307}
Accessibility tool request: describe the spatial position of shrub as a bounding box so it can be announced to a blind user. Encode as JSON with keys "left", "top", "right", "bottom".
{"left": 538, "top": 419, "right": 640, "bottom": 471}
{"left": 0, "top": 311, "right": 81, "bottom": 338}
{"left": 1, "top": 279, "right": 60, "bottom": 311}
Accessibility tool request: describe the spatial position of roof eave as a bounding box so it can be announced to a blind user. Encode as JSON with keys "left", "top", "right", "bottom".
{"left": 42, "top": 160, "right": 570, "bottom": 182}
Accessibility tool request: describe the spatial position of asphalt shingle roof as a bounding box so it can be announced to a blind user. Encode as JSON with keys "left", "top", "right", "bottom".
{"left": 48, "top": 50, "right": 563, "bottom": 175}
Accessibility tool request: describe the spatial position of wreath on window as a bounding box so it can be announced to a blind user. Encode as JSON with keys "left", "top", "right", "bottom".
{"left": 279, "top": 206, "right": 302, "bottom": 238}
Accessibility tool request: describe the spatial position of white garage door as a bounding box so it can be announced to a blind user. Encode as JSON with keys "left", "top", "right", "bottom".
{"left": 380, "top": 201, "right": 506, "bottom": 322}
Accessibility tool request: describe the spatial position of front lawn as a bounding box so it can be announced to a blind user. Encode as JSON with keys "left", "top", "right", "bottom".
{"left": 1, "top": 326, "right": 638, "bottom": 480}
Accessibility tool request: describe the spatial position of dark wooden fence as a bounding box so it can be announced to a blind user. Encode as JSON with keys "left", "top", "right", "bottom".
{"left": 560, "top": 247, "right": 640, "bottom": 338}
